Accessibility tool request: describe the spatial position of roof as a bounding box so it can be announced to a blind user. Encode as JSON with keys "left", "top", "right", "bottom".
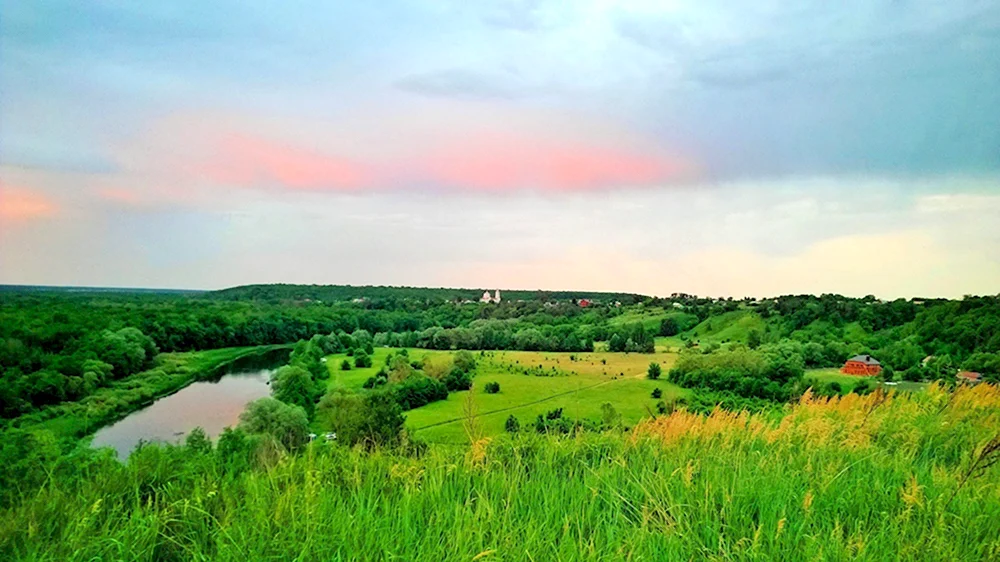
{"left": 847, "top": 354, "right": 880, "bottom": 366}
{"left": 957, "top": 371, "right": 982, "bottom": 381}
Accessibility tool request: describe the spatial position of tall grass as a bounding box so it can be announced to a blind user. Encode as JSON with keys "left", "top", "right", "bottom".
{"left": 2, "top": 383, "right": 999, "bottom": 561}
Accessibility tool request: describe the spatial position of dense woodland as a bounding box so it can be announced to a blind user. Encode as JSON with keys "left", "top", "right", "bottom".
{"left": 2, "top": 286, "right": 999, "bottom": 420}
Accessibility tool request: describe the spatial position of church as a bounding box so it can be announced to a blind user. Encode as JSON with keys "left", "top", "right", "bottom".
{"left": 480, "top": 289, "right": 501, "bottom": 304}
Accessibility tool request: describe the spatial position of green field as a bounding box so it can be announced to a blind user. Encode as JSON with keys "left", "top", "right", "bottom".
{"left": 324, "top": 347, "right": 402, "bottom": 391}
{"left": 805, "top": 367, "right": 929, "bottom": 394}
{"left": 804, "top": 367, "right": 873, "bottom": 388}
{"left": 401, "top": 350, "right": 686, "bottom": 443}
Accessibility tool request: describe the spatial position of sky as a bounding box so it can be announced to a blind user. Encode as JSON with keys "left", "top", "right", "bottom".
{"left": 1, "top": 0, "right": 999, "bottom": 298}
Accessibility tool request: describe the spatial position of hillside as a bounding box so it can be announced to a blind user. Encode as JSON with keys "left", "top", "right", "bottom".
{"left": 207, "top": 283, "right": 647, "bottom": 304}
{"left": 3, "top": 384, "right": 998, "bottom": 561}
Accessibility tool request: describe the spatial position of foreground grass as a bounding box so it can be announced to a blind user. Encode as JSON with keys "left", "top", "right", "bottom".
{"left": 2, "top": 383, "right": 999, "bottom": 561}
{"left": 405, "top": 350, "right": 684, "bottom": 443}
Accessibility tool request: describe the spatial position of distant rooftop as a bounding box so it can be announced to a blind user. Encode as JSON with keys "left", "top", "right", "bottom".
{"left": 847, "top": 354, "right": 880, "bottom": 365}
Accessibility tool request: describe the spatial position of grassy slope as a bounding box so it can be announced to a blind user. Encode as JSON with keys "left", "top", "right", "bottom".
{"left": 609, "top": 307, "right": 699, "bottom": 333}
{"left": 655, "top": 309, "right": 765, "bottom": 352}
{"left": 686, "top": 309, "right": 765, "bottom": 343}
{"left": 404, "top": 350, "right": 686, "bottom": 443}
{"left": 5, "top": 383, "right": 999, "bottom": 561}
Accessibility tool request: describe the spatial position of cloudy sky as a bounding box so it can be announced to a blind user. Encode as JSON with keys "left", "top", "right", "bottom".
{"left": 1, "top": 1, "right": 999, "bottom": 297}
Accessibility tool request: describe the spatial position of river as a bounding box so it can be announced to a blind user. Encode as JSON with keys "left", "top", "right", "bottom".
{"left": 90, "top": 349, "right": 288, "bottom": 459}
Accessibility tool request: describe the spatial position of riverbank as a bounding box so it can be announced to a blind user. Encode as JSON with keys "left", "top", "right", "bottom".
{"left": 3, "top": 345, "right": 290, "bottom": 447}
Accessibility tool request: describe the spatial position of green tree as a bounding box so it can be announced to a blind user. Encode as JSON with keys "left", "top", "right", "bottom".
{"left": 271, "top": 365, "right": 318, "bottom": 416}
{"left": 216, "top": 426, "right": 254, "bottom": 473}
{"left": 659, "top": 317, "right": 680, "bottom": 337}
{"left": 453, "top": 350, "right": 477, "bottom": 373}
{"left": 504, "top": 414, "right": 520, "bottom": 433}
{"left": 747, "top": 330, "right": 762, "bottom": 350}
{"left": 340, "top": 359, "right": 352, "bottom": 371}
{"left": 600, "top": 402, "right": 620, "bottom": 428}
{"left": 609, "top": 333, "right": 624, "bottom": 353}
{"left": 238, "top": 397, "right": 309, "bottom": 451}
{"left": 354, "top": 350, "right": 373, "bottom": 369}
{"left": 185, "top": 427, "right": 213, "bottom": 454}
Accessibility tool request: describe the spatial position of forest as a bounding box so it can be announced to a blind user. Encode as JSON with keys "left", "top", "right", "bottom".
{"left": 2, "top": 287, "right": 997, "bottom": 420}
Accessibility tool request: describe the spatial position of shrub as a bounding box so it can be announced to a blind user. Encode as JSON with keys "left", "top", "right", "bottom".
{"left": 354, "top": 350, "right": 373, "bottom": 369}
{"left": 340, "top": 359, "right": 351, "bottom": 371}
{"left": 669, "top": 346, "right": 804, "bottom": 402}
{"left": 484, "top": 381, "right": 500, "bottom": 394}
{"left": 651, "top": 387, "right": 663, "bottom": 399}
{"left": 647, "top": 362, "right": 662, "bottom": 380}
{"left": 393, "top": 376, "right": 448, "bottom": 410}
{"left": 600, "top": 403, "right": 620, "bottom": 428}
{"left": 315, "top": 389, "right": 404, "bottom": 448}
{"left": 362, "top": 374, "right": 387, "bottom": 389}
{"left": 185, "top": 427, "right": 212, "bottom": 454}
{"left": 443, "top": 367, "right": 473, "bottom": 391}
{"left": 504, "top": 415, "right": 520, "bottom": 433}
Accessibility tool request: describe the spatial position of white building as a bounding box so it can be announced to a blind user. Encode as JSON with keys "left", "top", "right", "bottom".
{"left": 480, "top": 289, "right": 502, "bottom": 304}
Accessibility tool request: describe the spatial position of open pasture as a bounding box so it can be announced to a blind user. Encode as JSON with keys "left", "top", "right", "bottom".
{"left": 403, "top": 350, "right": 685, "bottom": 443}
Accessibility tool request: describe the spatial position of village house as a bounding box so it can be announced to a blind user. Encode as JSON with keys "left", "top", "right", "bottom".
{"left": 840, "top": 354, "right": 882, "bottom": 376}
{"left": 957, "top": 371, "right": 983, "bottom": 384}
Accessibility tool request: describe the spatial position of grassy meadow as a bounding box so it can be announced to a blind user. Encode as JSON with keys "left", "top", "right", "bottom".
{"left": 805, "top": 368, "right": 929, "bottom": 394}
{"left": 3, "top": 382, "right": 998, "bottom": 561}
{"left": 339, "top": 349, "right": 687, "bottom": 443}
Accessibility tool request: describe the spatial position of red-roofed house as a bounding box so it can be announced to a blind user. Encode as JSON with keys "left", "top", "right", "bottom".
{"left": 840, "top": 354, "right": 882, "bottom": 376}
{"left": 957, "top": 371, "right": 983, "bottom": 384}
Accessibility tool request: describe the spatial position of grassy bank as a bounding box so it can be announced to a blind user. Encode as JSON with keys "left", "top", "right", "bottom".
{"left": 4, "top": 345, "right": 290, "bottom": 444}
{"left": 2, "top": 383, "right": 998, "bottom": 560}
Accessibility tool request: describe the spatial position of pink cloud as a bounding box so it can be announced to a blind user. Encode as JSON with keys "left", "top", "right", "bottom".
{"left": 201, "top": 133, "right": 374, "bottom": 190}
{"left": 189, "top": 131, "right": 696, "bottom": 193}
{"left": 122, "top": 108, "right": 701, "bottom": 195}
{"left": 0, "top": 182, "right": 58, "bottom": 220}
{"left": 417, "top": 135, "right": 697, "bottom": 191}
{"left": 97, "top": 187, "right": 143, "bottom": 205}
